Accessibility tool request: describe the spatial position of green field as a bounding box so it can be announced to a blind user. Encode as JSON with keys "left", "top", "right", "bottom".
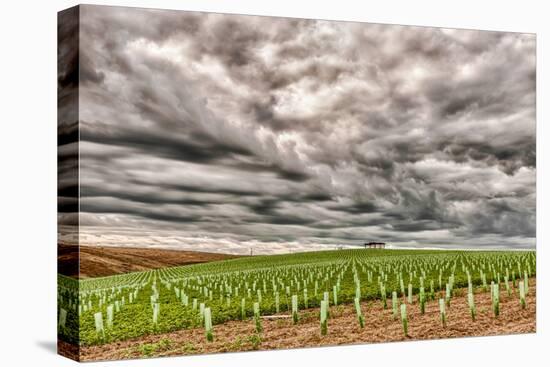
{"left": 57, "top": 249, "right": 535, "bottom": 346}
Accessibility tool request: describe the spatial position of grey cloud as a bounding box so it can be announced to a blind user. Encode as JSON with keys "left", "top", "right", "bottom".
{"left": 72, "top": 5, "right": 536, "bottom": 253}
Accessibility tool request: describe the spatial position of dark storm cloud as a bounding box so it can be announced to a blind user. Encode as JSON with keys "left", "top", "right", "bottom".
{"left": 58, "top": 7, "right": 79, "bottom": 219}
{"left": 81, "top": 120, "right": 254, "bottom": 164}
{"left": 74, "top": 5, "right": 536, "bottom": 253}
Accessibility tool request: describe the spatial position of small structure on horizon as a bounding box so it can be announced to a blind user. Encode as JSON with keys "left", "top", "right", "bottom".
{"left": 364, "top": 242, "right": 386, "bottom": 249}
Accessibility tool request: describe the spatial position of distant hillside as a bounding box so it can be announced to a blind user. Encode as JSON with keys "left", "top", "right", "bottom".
{"left": 57, "top": 244, "right": 242, "bottom": 278}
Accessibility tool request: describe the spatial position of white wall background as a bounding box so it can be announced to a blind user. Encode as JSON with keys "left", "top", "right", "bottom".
{"left": 0, "top": 0, "right": 547, "bottom": 366}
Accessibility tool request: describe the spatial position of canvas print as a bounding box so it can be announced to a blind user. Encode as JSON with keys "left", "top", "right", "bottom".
{"left": 57, "top": 5, "right": 536, "bottom": 362}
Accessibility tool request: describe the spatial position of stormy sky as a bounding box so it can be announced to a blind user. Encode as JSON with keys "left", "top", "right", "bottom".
{"left": 60, "top": 5, "right": 536, "bottom": 254}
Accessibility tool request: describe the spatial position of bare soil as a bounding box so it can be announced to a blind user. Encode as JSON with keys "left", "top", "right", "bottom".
{"left": 71, "top": 279, "right": 536, "bottom": 361}
{"left": 57, "top": 339, "right": 79, "bottom": 361}
{"left": 57, "top": 244, "right": 242, "bottom": 278}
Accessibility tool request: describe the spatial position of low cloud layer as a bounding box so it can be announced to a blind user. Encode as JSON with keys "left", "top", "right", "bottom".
{"left": 64, "top": 6, "right": 536, "bottom": 254}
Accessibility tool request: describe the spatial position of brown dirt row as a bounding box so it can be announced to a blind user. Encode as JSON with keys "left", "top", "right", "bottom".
{"left": 69, "top": 279, "right": 536, "bottom": 361}
{"left": 57, "top": 244, "right": 242, "bottom": 278}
